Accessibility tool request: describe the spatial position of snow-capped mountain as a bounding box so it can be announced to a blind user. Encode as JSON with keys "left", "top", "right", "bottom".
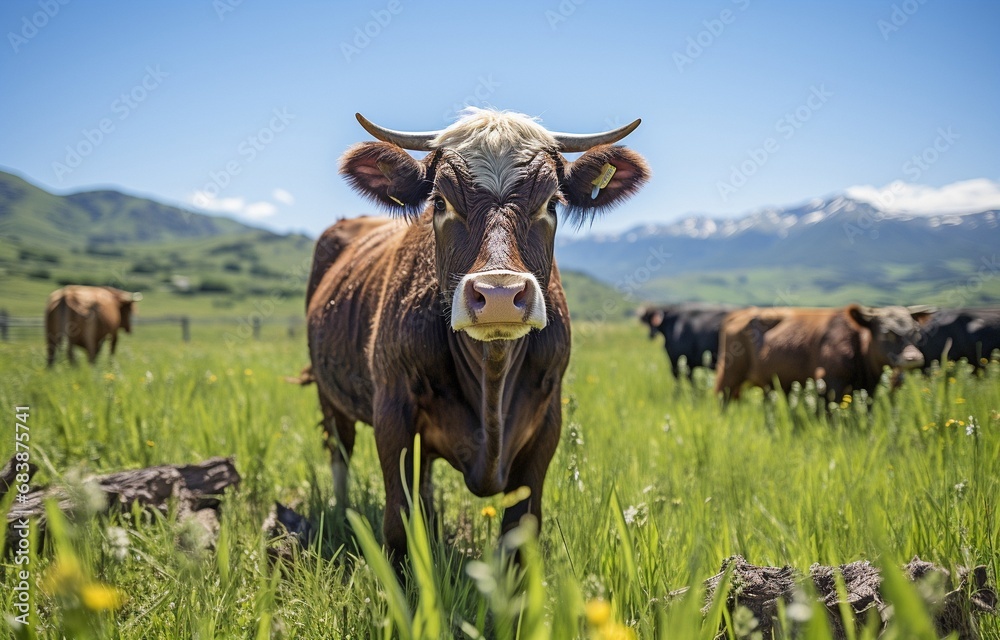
{"left": 555, "top": 195, "right": 1000, "bottom": 288}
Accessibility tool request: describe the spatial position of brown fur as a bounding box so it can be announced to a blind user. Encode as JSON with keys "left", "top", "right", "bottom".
{"left": 715, "top": 304, "right": 929, "bottom": 402}
{"left": 308, "top": 111, "right": 648, "bottom": 558}
{"left": 46, "top": 286, "right": 138, "bottom": 366}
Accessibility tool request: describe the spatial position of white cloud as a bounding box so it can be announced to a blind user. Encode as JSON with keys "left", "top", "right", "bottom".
{"left": 242, "top": 201, "right": 279, "bottom": 219}
{"left": 272, "top": 188, "right": 295, "bottom": 205}
{"left": 846, "top": 178, "right": 1000, "bottom": 215}
{"left": 191, "top": 191, "right": 279, "bottom": 220}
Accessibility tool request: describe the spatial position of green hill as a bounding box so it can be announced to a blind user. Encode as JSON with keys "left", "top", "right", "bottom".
{"left": 0, "top": 169, "right": 311, "bottom": 319}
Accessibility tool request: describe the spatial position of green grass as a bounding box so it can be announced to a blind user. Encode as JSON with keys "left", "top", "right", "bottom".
{"left": 1, "top": 324, "right": 998, "bottom": 638}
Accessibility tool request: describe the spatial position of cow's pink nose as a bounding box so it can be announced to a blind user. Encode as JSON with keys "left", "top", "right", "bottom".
{"left": 465, "top": 276, "right": 531, "bottom": 324}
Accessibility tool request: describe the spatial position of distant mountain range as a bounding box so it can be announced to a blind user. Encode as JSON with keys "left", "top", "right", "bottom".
{"left": 556, "top": 196, "right": 1000, "bottom": 306}
{"left": 2, "top": 168, "right": 998, "bottom": 317}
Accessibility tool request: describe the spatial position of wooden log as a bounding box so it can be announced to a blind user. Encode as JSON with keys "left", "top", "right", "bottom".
{"left": 703, "top": 554, "right": 996, "bottom": 640}
{"left": 5, "top": 456, "right": 240, "bottom": 525}
{"left": 0, "top": 455, "right": 38, "bottom": 503}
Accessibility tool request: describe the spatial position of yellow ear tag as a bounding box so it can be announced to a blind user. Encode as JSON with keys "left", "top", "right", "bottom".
{"left": 388, "top": 195, "right": 405, "bottom": 207}
{"left": 590, "top": 163, "right": 617, "bottom": 199}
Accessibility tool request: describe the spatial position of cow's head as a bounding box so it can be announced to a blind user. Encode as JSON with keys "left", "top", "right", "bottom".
{"left": 115, "top": 290, "right": 142, "bottom": 333}
{"left": 847, "top": 304, "right": 932, "bottom": 370}
{"left": 340, "top": 109, "right": 649, "bottom": 341}
{"left": 638, "top": 306, "right": 664, "bottom": 339}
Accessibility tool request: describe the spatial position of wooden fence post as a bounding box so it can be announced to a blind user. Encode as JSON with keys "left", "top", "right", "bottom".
{"left": 0, "top": 309, "right": 7, "bottom": 341}
{"left": 181, "top": 316, "right": 190, "bottom": 342}
{"left": 252, "top": 316, "right": 261, "bottom": 340}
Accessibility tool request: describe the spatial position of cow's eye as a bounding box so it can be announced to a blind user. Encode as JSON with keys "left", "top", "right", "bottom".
{"left": 546, "top": 198, "right": 557, "bottom": 216}
{"left": 433, "top": 196, "right": 447, "bottom": 213}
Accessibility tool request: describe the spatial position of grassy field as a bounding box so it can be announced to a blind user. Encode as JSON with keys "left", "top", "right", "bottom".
{"left": 1, "top": 323, "right": 998, "bottom": 639}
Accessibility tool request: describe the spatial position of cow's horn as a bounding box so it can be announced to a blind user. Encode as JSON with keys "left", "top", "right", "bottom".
{"left": 355, "top": 113, "right": 439, "bottom": 151}
{"left": 130, "top": 292, "right": 143, "bottom": 302}
{"left": 551, "top": 119, "right": 642, "bottom": 153}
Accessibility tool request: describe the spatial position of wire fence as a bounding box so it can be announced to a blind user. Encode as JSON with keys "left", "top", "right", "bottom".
{"left": 0, "top": 310, "right": 305, "bottom": 343}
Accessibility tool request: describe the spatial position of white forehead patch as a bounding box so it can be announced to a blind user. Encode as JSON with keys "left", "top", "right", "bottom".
{"left": 431, "top": 108, "right": 557, "bottom": 199}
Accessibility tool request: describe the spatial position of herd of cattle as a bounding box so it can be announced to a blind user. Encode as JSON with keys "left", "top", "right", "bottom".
{"left": 640, "top": 302, "right": 1000, "bottom": 400}
{"left": 37, "top": 109, "right": 1000, "bottom": 562}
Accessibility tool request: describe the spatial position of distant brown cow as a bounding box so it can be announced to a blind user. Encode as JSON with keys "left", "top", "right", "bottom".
{"left": 715, "top": 304, "right": 931, "bottom": 402}
{"left": 307, "top": 108, "right": 649, "bottom": 558}
{"left": 46, "top": 286, "right": 141, "bottom": 366}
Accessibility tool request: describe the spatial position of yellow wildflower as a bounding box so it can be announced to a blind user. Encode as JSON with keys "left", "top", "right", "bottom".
{"left": 585, "top": 599, "right": 612, "bottom": 627}
{"left": 244, "top": 368, "right": 253, "bottom": 376}
{"left": 208, "top": 374, "right": 217, "bottom": 384}
{"left": 103, "top": 373, "right": 115, "bottom": 382}
{"left": 80, "top": 583, "right": 124, "bottom": 611}
{"left": 481, "top": 506, "right": 497, "bottom": 519}
{"left": 42, "top": 556, "right": 84, "bottom": 595}
{"left": 146, "top": 440, "right": 155, "bottom": 447}
{"left": 954, "top": 398, "right": 965, "bottom": 404}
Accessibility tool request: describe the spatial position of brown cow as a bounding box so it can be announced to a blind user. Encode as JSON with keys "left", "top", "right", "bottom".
{"left": 307, "top": 108, "right": 649, "bottom": 557}
{"left": 46, "top": 286, "right": 141, "bottom": 366}
{"left": 715, "top": 304, "right": 931, "bottom": 403}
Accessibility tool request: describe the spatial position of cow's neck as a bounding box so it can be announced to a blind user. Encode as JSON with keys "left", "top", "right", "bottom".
{"left": 451, "top": 332, "right": 526, "bottom": 494}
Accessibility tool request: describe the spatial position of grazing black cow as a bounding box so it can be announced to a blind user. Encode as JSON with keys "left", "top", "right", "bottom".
{"left": 638, "top": 303, "right": 737, "bottom": 379}
{"left": 918, "top": 308, "right": 1000, "bottom": 369}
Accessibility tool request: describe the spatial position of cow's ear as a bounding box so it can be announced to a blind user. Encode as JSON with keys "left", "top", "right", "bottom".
{"left": 650, "top": 310, "right": 664, "bottom": 328}
{"left": 847, "top": 304, "right": 878, "bottom": 328}
{"left": 339, "top": 142, "right": 433, "bottom": 215}
{"left": 561, "top": 145, "right": 650, "bottom": 224}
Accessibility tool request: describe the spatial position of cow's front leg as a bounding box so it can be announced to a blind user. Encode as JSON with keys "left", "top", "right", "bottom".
{"left": 418, "top": 452, "right": 441, "bottom": 539}
{"left": 499, "top": 397, "right": 561, "bottom": 550}
{"left": 319, "top": 395, "right": 355, "bottom": 510}
{"left": 373, "top": 393, "right": 417, "bottom": 562}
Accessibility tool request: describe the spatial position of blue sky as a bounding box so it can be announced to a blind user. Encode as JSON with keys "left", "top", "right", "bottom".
{"left": 2, "top": 0, "right": 998, "bottom": 237}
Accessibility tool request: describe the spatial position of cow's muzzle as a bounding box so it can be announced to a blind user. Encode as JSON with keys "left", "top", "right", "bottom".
{"left": 451, "top": 269, "right": 546, "bottom": 341}
{"left": 890, "top": 344, "right": 925, "bottom": 370}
